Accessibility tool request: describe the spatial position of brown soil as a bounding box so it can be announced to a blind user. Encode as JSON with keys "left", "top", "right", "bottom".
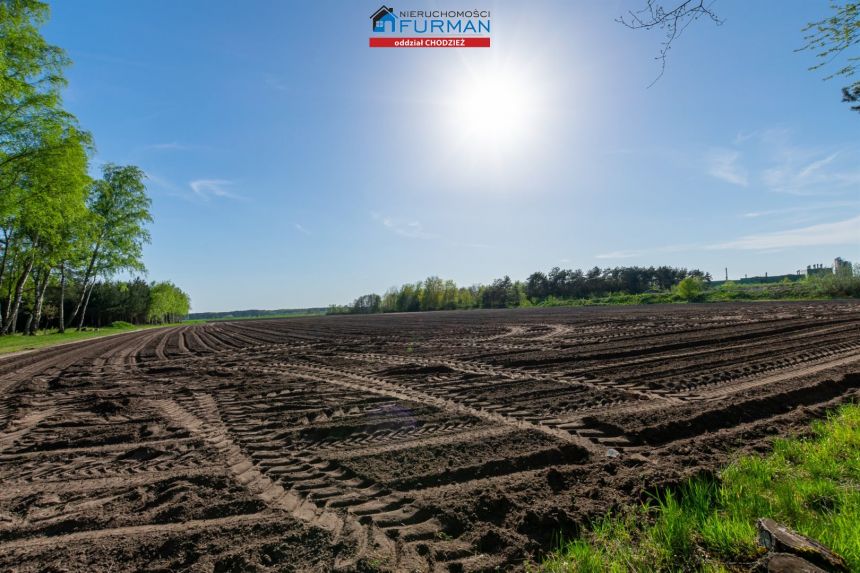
{"left": 1, "top": 302, "right": 859, "bottom": 572}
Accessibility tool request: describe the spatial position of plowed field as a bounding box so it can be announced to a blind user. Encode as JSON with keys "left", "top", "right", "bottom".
{"left": 1, "top": 302, "right": 859, "bottom": 572}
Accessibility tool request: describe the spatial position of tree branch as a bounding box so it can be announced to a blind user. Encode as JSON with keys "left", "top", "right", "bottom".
{"left": 618, "top": 0, "right": 722, "bottom": 87}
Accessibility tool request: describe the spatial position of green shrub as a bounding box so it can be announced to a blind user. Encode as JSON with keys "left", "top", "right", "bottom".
{"left": 675, "top": 276, "right": 704, "bottom": 301}
{"left": 806, "top": 274, "right": 860, "bottom": 298}
{"left": 110, "top": 321, "right": 134, "bottom": 328}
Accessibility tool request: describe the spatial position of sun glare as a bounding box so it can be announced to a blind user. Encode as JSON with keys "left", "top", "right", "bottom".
{"left": 455, "top": 73, "right": 532, "bottom": 139}
{"left": 413, "top": 52, "right": 567, "bottom": 187}
{"left": 441, "top": 61, "right": 547, "bottom": 162}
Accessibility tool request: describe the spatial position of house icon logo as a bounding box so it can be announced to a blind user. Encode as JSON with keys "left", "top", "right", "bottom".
{"left": 371, "top": 5, "right": 396, "bottom": 33}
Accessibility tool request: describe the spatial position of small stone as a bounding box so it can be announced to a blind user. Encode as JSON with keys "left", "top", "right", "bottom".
{"left": 605, "top": 448, "right": 620, "bottom": 458}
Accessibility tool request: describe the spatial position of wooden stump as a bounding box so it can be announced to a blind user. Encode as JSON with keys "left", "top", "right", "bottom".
{"left": 757, "top": 518, "right": 849, "bottom": 573}
{"left": 765, "top": 553, "right": 828, "bottom": 573}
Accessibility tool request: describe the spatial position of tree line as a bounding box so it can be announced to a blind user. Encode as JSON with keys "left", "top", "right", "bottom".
{"left": 0, "top": 1, "right": 188, "bottom": 334}
{"left": 67, "top": 279, "right": 191, "bottom": 327}
{"left": 330, "top": 266, "right": 711, "bottom": 314}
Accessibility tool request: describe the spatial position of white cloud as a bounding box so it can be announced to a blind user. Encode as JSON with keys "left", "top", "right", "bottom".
{"left": 146, "top": 173, "right": 206, "bottom": 204}
{"left": 707, "top": 149, "right": 748, "bottom": 187}
{"left": 189, "top": 179, "right": 244, "bottom": 201}
{"left": 294, "top": 223, "right": 310, "bottom": 235}
{"left": 709, "top": 215, "right": 860, "bottom": 251}
{"left": 372, "top": 212, "right": 436, "bottom": 239}
{"left": 592, "top": 213, "right": 859, "bottom": 259}
{"left": 733, "top": 130, "right": 759, "bottom": 144}
{"left": 706, "top": 129, "right": 860, "bottom": 196}
{"left": 743, "top": 130, "right": 859, "bottom": 195}
{"left": 760, "top": 152, "right": 850, "bottom": 196}
{"left": 146, "top": 173, "right": 181, "bottom": 193}
{"left": 265, "top": 74, "right": 290, "bottom": 92}
{"left": 797, "top": 152, "right": 839, "bottom": 179}
{"left": 144, "top": 142, "right": 189, "bottom": 151}
{"left": 594, "top": 250, "right": 642, "bottom": 259}
{"left": 741, "top": 200, "right": 860, "bottom": 219}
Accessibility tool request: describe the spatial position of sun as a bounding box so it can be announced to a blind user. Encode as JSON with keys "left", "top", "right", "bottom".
{"left": 417, "top": 54, "right": 563, "bottom": 184}
{"left": 443, "top": 61, "right": 544, "bottom": 158}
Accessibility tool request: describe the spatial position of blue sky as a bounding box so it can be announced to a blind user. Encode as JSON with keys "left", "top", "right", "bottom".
{"left": 45, "top": 1, "right": 859, "bottom": 312}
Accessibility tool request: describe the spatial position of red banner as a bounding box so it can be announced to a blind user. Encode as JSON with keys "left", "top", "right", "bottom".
{"left": 369, "top": 37, "right": 490, "bottom": 48}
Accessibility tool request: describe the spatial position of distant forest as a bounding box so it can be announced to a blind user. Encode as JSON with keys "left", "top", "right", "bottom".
{"left": 329, "top": 266, "right": 711, "bottom": 314}
{"left": 189, "top": 308, "right": 327, "bottom": 321}
{"left": 78, "top": 279, "right": 190, "bottom": 327}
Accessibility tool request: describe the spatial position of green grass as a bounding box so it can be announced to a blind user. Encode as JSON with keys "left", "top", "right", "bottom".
{"left": 539, "top": 403, "right": 860, "bottom": 572}
{"left": 0, "top": 311, "right": 332, "bottom": 356}
{"left": 0, "top": 322, "right": 178, "bottom": 355}
{"left": 0, "top": 311, "right": 326, "bottom": 355}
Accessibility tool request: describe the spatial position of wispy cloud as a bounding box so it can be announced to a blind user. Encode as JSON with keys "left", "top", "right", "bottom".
{"left": 594, "top": 212, "right": 859, "bottom": 259}
{"left": 718, "top": 129, "right": 860, "bottom": 196}
{"left": 761, "top": 151, "right": 860, "bottom": 195}
{"left": 707, "top": 149, "right": 748, "bottom": 187}
{"left": 189, "top": 179, "right": 244, "bottom": 201}
{"left": 294, "top": 223, "right": 310, "bottom": 235}
{"left": 798, "top": 152, "right": 839, "bottom": 179}
{"left": 146, "top": 172, "right": 185, "bottom": 196}
{"left": 595, "top": 250, "right": 643, "bottom": 259}
{"left": 455, "top": 241, "right": 492, "bottom": 249}
{"left": 733, "top": 130, "right": 761, "bottom": 145}
{"left": 709, "top": 215, "right": 860, "bottom": 251}
{"left": 741, "top": 200, "right": 860, "bottom": 219}
{"left": 595, "top": 243, "right": 692, "bottom": 259}
{"left": 265, "top": 74, "right": 290, "bottom": 92}
{"left": 372, "top": 212, "right": 436, "bottom": 239}
{"left": 143, "top": 142, "right": 190, "bottom": 151}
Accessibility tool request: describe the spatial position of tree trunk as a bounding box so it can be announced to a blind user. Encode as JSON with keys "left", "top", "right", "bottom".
{"left": 76, "top": 280, "right": 94, "bottom": 331}
{"left": 2, "top": 255, "right": 34, "bottom": 335}
{"left": 23, "top": 269, "right": 40, "bottom": 335}
{"left": 66, "top": 242, "right": 100, "bottom": 329}
{"left": 2, "top": 272, "right": 15, "bottom": 329}
{"left": 2, "top": 292, "right": 11, "bottom": 330}
{"left": 29, "top": 270, "right": 50, "bottom": 335}
{"left": 0, "top": 233, "right": 19, "bottom": 329}
{"left": 0, "top": 229, "right": 11, "bottom": 301}
{"left": 58, "top": 263, "right": 65, "bottom": 333}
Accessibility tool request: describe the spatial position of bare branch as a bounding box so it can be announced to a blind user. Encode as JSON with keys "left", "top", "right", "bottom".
{"left": 618, "top": 1, "right": 722, "bottom": 87}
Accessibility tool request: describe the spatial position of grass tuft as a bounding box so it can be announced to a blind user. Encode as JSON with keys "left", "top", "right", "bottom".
{"left": 538, "top": 403, "right": 860, "bottom": 572}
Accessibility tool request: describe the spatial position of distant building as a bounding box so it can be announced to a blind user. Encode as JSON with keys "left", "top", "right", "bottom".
{"left": 711, "top": 258, "right": 852, "bottom": 286}
{"left": 833, "top": 257, "right": 853, "bottom": 276}
{"left": 806, "top": 263, "right": 832, "bottom": 277}
{"left": 710, "top": 272, "right": 802, "bottom": 287}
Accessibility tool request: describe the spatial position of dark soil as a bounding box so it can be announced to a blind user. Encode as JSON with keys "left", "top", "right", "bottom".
{"left": 1, "top": 302, "right": 859, "bottom": 571}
